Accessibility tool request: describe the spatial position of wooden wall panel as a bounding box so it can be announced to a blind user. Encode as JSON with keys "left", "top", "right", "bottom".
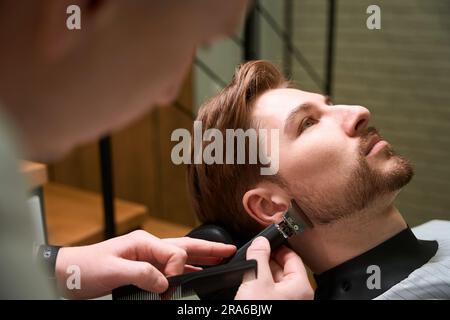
{"left": 49, "top": 141, "right": 101, "bottom": 193}
{"left": 158, "top": 106, "right": 198, "bottom": 227}
{"left": 111, "top": 111, "right": 161, "bottom": 220}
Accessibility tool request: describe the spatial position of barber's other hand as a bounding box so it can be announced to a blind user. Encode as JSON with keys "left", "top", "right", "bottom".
{"left": 235, "top": 237, "right": 313, "bottom": 300}
{"left": 55, "top": 230, "right": 236, "bottom": 299}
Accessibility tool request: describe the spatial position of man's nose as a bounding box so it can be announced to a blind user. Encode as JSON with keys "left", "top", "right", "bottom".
{"left": 333, "top": 105, "right": 371, "bottom": 137}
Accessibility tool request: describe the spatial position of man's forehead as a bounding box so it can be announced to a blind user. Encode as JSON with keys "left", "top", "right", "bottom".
{"left": 253, "top": 88, "right": 324, "bottom": 128}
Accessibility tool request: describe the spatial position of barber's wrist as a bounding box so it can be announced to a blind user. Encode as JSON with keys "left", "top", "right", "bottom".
{"left": 54, "top": 247, "right": 75, "bottom": 297}
{"left": 55, "top": 247, "right": 72, "bottom": 283}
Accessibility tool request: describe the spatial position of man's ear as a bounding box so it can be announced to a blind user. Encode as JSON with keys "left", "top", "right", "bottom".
{"left": 36, "top": 0, "right": 111, "bottom": 61}
{"left": 243, "top": 184, "right": 290, "bottom": 227}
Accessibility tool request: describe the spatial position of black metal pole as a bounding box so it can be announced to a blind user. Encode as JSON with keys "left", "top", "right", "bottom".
{"left": 325, "top": 0, "right": 337, "bottom": 97}
{"left": 99, "top": 135, "right": 116, "bottom": 239}
{"left": 244, "top": 1, "right": 260, "bottom": 61}
{"left": 283, "top": 0, "right": 294, "bottom": 78}
{"left": 35, "top": 186, "right": 48, "bottom": 244}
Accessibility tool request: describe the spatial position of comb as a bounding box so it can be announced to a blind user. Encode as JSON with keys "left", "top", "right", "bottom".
{"left": 112, "top": 259, "right": 257, "bottom": 300}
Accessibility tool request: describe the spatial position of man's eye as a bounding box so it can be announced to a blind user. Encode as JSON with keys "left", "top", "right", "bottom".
{"left": 299, "top": 117, "right": 316, "bottom": 134}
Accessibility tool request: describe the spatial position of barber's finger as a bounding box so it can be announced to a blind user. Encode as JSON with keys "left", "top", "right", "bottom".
{"left": 269, "top": 259, "right": 284, "bottom": 282}
{"left": 273, "top": 246, "right": 313, "bottom": 298}
{"left": 115, "top": 259, "right": 169, "bottom": 293}
{"left": 243, "top": 237, "right": 273, "bottom": 283}
{"left": 127, "top": 231, "right": 188, "bottom": 276}
{"left": 274, "top": 246, "right": 308, "bottom": 280}
{"left": 184, "top": 265, "right": 203, "bottom": 273}
{"left": 163, "top": 237, "right": 236, "bottom": 258}
{"left": 160, "top": 246, "right": 189, "bottom": 276}
{"left": 183, "top": 256, "right": 224, "bottom": 266}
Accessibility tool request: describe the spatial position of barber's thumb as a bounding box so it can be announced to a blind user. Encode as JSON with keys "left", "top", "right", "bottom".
{"left": 247, "top": 237, "right": 270, "bottom": 256}
{"left": 120, "top": 260, "right": 169, "bottom": 293}
{"left": 244, "top": 237, "right": 272, "bottom": 282}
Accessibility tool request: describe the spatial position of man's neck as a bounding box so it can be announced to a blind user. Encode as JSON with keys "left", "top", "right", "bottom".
{"left": 289, "top": 202, "right": 407, "bottom": 274}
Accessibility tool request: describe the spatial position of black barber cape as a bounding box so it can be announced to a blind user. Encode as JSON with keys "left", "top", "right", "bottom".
{"left": 314, "top": 228, "right": 438, "bottom": 300}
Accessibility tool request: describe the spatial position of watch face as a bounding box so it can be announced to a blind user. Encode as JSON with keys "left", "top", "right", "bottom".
{"left": 44, "top": 249, "right": 52, "bottom": 258}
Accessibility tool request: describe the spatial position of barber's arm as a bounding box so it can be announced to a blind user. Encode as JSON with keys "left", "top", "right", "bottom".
{"left": 46, "top": 230, "right": 235, "bottom": 299}
{"left": 235, "top": 237, "right": 314, "bottom": 300}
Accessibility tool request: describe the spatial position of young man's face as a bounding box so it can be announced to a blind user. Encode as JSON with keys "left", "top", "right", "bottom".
{"left": 253, "top": 88, "right": 413, "bottom": 224}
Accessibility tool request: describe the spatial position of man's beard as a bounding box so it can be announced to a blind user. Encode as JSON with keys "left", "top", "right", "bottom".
{"left": 287, "top": 127, "right": 414, "bottom": 225}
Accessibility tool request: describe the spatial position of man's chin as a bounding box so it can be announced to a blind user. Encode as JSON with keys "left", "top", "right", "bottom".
{"left": 375, "top": 153, "right": 414, "bottom": 192}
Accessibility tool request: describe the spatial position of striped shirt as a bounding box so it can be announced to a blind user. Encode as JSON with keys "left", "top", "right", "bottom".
{"left": 374, "top": 220, "right": 450, "bottom": 300}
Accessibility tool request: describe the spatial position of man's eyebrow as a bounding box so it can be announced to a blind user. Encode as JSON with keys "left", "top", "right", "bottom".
{"left": 284, "top": 103, "right": 312, "bottom": 134}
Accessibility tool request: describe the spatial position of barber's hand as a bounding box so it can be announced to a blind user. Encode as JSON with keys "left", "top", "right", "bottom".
{"left": 55, "top": 230, "right": 236, "bottom": 299}
{"left": 235, "top": 237, "right": 313, "bottom": 300}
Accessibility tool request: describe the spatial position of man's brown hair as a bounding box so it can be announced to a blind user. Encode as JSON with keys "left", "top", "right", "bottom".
{"left": 187, "top": 60, "right": 289, "bottom": 236}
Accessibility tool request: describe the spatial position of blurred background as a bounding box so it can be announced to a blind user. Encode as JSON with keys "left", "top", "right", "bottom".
{"left": 38, "top": 0, "right": 450, "bottom": 247}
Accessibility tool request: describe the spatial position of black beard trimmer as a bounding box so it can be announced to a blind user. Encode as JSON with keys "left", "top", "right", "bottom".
{"left": 227, "top": 200, "right": 311, "bottom": 264}
{"left": 196, "top": 200, "right": 312, "bottom": 299}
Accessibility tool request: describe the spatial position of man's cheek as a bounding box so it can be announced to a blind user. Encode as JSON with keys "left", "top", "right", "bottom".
{"left": 284, "top": 144, "right": 358, "bottom": 190}
{"left": 299, "top": 170, "right": 345, "bottom": 193}
{"left": 299, "top": 141, "right": 347, "bottom": 172}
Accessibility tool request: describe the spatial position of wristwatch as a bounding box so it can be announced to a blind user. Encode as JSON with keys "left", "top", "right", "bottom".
{"left": 37, "top": 244, "right": 62, "bottom": 278}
